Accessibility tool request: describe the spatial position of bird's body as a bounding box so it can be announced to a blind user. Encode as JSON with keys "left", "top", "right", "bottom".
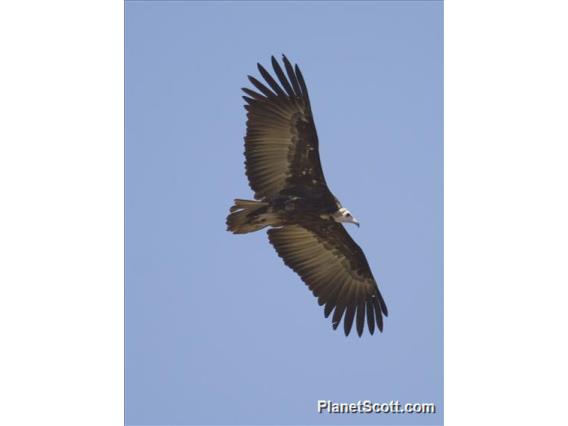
{"left": 226, "top": 55, "right": 387, "bottom": 336}
{"left": 228, "top": 192, "right": 338, "bottom": 232}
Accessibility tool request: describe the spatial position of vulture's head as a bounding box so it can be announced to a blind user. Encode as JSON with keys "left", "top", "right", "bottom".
{"left": 333, "top": 207, "right": 359, "bottom": 227}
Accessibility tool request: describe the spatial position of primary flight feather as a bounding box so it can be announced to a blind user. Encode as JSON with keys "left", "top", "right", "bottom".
{"left": 226, "top": 55, "right": 388, "bottom": 336}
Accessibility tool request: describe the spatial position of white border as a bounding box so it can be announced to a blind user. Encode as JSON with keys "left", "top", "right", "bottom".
{"left": 0, "top": 1, "right": 123, "bottom": 425}
{"left": 446, "top": 0, "right": 568, "bottom": 425}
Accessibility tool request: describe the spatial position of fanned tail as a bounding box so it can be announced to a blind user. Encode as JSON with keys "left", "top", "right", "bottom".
{"left": 226, "top": 199, "right": 274, "bottom": 234}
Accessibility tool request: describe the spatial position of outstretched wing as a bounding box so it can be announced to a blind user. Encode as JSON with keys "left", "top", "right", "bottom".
{"left": 267, "top": 223, "right": 388, "bottom": 336}
{"left": 242, "top": 55, "right": 330, "bottom": 200}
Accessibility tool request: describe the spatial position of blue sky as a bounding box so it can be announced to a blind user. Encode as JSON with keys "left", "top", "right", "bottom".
{"left": 125, "top": 1, "right": 443, "bottom": 425}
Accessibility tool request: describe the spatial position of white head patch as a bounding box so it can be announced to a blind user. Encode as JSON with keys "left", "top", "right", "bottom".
{"left": 333, "top": 207, "right": 360, "bottom": 227}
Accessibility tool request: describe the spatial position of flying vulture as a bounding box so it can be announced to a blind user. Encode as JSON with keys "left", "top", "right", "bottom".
{"left": 226, "top": 55, "right": 388, "bottom": 336}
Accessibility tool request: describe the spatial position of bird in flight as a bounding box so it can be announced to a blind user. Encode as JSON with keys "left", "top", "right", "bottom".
{"left": 226, "top": 55, "right": 387, "bottom": 336}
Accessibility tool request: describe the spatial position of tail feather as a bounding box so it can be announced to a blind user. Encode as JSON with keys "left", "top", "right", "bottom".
{"left": 226, "top": 199, "right": 272, "bottom": 234}
{"left": 229, "top": 199, "right": 262, "bottom": 213}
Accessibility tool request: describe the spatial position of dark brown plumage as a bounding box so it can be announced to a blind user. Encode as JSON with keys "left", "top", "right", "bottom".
{"left": 268, "top": 224, "right": 388, "bottom": 335}
{"left": 227, "top": 55, "right": 387, "bottom": 336}
{"left": 242, "top": 56, "right": 330, "bottom": 199}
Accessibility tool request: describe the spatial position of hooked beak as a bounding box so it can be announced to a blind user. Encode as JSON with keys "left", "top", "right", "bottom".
{"left": 352, "top": 218, "right": 360, "bottom": 228}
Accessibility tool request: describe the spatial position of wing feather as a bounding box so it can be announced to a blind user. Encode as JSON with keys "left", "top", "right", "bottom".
{"left": 294, "top": 64, "right": 311, "bottom": 108}
{"left": 268, "top": 223, "right": 387, "bottom": 336}
{"left": 332, "top": 304, "right": 347, "bottom": 330}
{"left": 242, "top": 56, "right": 330, "bottom": 200}
{"left": 366, "top": 300, "right": 376, "bottom": 335}
{"left": 247, "top": 75, "right": 275, "bottom": 97}
{"left": 356, "top": 300, "right": 366, "bottom": 337}
{"left": 282, "top": 55, "right": 303, "bottom": 97}
{"left": 271, "top": 55, "right": 296, "bottom": 97}
{"left": 257, "top": 63, "right": 287, "bottom": 96}
{"left": 343, "top": 304, "right": 356, "bottom": 336}
{"left": 242, "top": 87, "right": 264, "bottom": 101}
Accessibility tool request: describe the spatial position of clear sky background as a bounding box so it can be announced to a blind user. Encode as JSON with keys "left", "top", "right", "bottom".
{"left": 125, "top": 1, "right": 443, "bottom": 425}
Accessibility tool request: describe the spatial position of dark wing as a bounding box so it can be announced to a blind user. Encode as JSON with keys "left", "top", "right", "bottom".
{"left": 242, "top": 55, "right": 329, "bottom": 200}
{"left": 267, "top": 223, "right": 388, "bottom": 336}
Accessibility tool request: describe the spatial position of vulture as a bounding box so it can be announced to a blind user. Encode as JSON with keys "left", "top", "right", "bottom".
{"left": 226, "top": 55, "right": 388, "bottom": 336}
